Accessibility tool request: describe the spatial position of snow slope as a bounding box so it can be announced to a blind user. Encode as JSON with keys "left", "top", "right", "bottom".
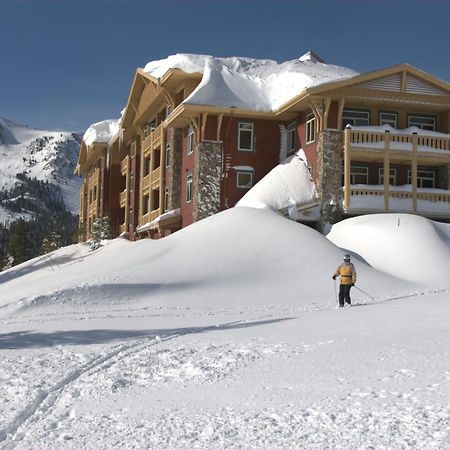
{"left": 0, "top": 117, "right": 81, "bottom": 216}
{"left": 0, "top": 209, "right": 449, "bottom": 449}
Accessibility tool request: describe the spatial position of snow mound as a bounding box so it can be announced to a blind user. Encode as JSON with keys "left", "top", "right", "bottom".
{"left": 83, "top": 119, "right": 120, "bottom": 147}
{"left": 327, "top": 213, "right": 450, "bottom": 285}
{"left": 143, "top": 52, "right": 358, "bottom": 111}
{"left": 0, "top": 208, "right": 405, "bottom": 313}
{"left": 236, "top": 152, "right": 318, "bottom": 217}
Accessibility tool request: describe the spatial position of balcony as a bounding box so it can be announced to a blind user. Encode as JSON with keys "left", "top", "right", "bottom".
{"left": 119, "top": 223, "right": 127, "bottom": 235}
{"left": 141, "top": 174, "right": 150, "bottom": 191}
{"left": 347, "top": 185, "right": 450, "bottom": 218}
{"left": 143, "top": 124, "right": 163, "bottom": 151}
{"left": 345, "top": 126, "right": 450, "bottom": 162}
{"left": 119, "top": 190, "right": 127, "bottom": 208}
{"left": 120, "top": 156, "right": 129, "bottom": 175}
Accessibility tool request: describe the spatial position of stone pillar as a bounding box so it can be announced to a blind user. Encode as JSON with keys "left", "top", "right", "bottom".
{"left": 193, "top": 141, "right": 223, "bottom": 222}
{"left": 316, "top": 130, "right": 344, "bottom": 232}
{"left": 167, "top": 128, "right": 183, "bottom": 210}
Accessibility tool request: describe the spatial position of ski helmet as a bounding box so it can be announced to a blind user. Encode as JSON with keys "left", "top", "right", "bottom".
{"left": 343, "top": 254, "right": 351, "bottom": 261}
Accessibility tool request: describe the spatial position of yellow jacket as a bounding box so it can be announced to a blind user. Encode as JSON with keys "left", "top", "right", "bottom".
{"left": 334, "top": 262, "right": 356, "bottom": 285}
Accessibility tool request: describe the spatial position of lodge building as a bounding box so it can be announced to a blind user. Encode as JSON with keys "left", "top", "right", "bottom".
{"left": 75, "top": 52, "right": 450, "bottom": 241}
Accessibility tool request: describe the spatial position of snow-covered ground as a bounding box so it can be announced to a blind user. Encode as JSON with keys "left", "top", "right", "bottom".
{"left": 0, "top": 208, "right": 449, "bottom": 449}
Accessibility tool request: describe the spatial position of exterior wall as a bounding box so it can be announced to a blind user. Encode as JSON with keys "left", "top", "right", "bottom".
{"left": 316, "top": 130, "right": 344, "bottom": 230}
{"left": 193, "top": 141, "right": 223, "bottom": 222}
{"left": 107, "top": 163, "right": 122, "bottom": 237}
{"left": 180, "top": 127, "right": 195, "bottom": 228}
{"left": 220, "top": 117, "right": 281, "bottom": 208}
{"left": 297, "top": 111, "right": 319, "bottom": 183}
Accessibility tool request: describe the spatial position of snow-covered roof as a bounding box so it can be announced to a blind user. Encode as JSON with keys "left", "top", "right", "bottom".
{"left": 83, "top": 119, "right": 120, "bottom": 147}
{"left": 142, "top": 52, "right": 359, "bottom": 112}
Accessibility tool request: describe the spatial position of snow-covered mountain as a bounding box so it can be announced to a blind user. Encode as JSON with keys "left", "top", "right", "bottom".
{"left": 0, "top": 117, "right": 81, "bottom": 222}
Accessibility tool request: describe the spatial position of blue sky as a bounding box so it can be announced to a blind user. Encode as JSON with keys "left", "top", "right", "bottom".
{"left": 1, "top": 0, "right": 449, "bottom": 133}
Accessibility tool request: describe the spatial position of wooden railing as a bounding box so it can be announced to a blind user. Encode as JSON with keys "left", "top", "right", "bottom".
{"left": 350, "top": 187, "right": 450, "bottom": 204}
{"left": 141, "top": 174, "right": 150, "bottom": 191}
{"left": 143, "top": 124, "right": 163, "bottom": 151}
{"left": 119, "top": 223, "right": 127, "bottom": 235}
{"left": 119, "top": 190, "right": 127, "bottom": 207}
{"left": 120, "top": 156, "right": 129, "bottom": 174}
{"left": 348, "top": 128, "right": 450, "bottom": 152}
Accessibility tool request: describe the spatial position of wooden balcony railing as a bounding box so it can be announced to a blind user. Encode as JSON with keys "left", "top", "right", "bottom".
{"left": 119, "top": 223, "right": 127, "bottom": 235}
{"left": 119, "top": 190, "right": 127, "bottom": 208}
{"left": 143, "top": 124, "right": 163, "bottom": 151}
{"left": 348, "top": 128, "right": 450, "bottom": 153}
{"left": 120, "top": 156, "right": 129, "bottom": 175}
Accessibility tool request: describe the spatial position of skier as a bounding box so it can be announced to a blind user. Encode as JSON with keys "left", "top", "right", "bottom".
{"left": 332, "top": 254, "right": 356, "bottom": 307}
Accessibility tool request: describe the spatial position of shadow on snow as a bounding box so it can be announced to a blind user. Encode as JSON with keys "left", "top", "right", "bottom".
{"left": 0, "top": 318, "right": 293, "bottom": 350}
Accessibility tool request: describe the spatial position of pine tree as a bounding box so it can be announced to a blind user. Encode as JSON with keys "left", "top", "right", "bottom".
{"left": 40, "top": 231, "right": 62, "bottom": 255}
{"left": 101, "top": 216, "right": 112, "bottom": 240}
{"left": 90, "top": 218, "right": 102, "bottom": 251}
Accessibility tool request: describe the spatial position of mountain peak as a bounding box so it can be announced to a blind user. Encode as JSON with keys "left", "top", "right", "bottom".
{"left": 298, "top": 51, "right": 325, "bottom": 64}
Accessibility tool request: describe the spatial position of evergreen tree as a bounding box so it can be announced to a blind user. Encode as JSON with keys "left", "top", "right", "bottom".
{"left": 101, "top": 216, "right": 112, "bottom": 240}
{"left": 40, "top": 231, "right": 62, "bottom": 255}
{"left": 90, "top": 218, "right": 102, "bottom": 251}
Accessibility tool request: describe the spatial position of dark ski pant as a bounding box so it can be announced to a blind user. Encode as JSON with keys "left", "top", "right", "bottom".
{"left": 339, "top": 284, "right": 352, "bottom": 307}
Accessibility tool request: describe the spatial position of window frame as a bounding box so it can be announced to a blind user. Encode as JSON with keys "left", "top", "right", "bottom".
{"left": 306, "top": 113, "right": 316, "bottom": 144}
{"left": 187, "top": 127, "right": 194, "bottom": 155}
{"left": 379, "top": 111, "right": 398, "bottom": 128}
{"left": 287, "top": 121, "right": 297, "bottom": 153}
{"left": 350, "top": 165, "right": 369, "bottom": 185}
{"left": 342, "top": 109, "right": 370, "bottom": 129}
{"left": 407, "top": 169, "right": 436, "bottom": 188}
{"left": 378, "top": 167, "right": 397, "bottom": 185}
{"left": 165, "top": 143, "right": 170, "bottom": 168}
{"left": 237, "top": 122, "right": 255, "bottom": 152}
{"left": 236, "top": 170, "right": 254, "bottom": 189}
{"left": 407, "top": 114, "right": 436, "bottom": 131}
{"left": 186, "top": 173, "right": 193, "bottom": 203}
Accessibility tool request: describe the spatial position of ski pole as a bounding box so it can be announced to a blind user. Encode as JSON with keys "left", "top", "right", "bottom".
{"left": 333, "top": 279, "right": 338, "bottom": 305}
{"left": 354, "top": 285, "right": 375, "bottom": 300}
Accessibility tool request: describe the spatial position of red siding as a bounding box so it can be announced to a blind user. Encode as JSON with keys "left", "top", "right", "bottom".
{"left": 180, "top": 128, "right": 194, "bottom": 227}
{"left": 220, "top": 117, "right": 281, "bottom": 208}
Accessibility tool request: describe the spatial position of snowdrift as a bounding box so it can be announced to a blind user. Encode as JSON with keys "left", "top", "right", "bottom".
{"left": 0, "top": 208, "right": 408, "bottom": 316}
{"left": 327, "top": 213, "right": 450, "bottom": 285}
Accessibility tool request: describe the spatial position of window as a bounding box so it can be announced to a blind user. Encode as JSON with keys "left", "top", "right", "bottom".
{"left": 166, "top": 104, "right": 172, "bottom": 117}
{"left": 306, "top": 113, "right": 316, "bottom": 144}
{"left": 236, "top": 170, "right": 253, "bottom": 189}
{"left": 164, "top": 187, "right": 169, "bottom": 212}
{"left": 350, "top": 166, "right": 369, "bottom": 184}
{"left": 143, "top": 194, "right": 149, "bottom": 215}
{"left": 378, "top": 168, "right": 397, "bottom": 185}
{"left": 238, "top": 122, "right": 254, "bottom": 151}
{"left": 187, "top": 127, "right": 194, "bottom": 155}
{"left": 342, "top": 109, "right": 370, "bottom": 128}
{"left": 186, "top": 173, "right": 193, "bottom": 203}
{"left": 151, "top": 189, "right": 160, "bottom": 211}
{"left": 287, "top": 122, "right": 296, "bottom": 153}
{"left": 408, "top": 115, "right": 436, "bottom": 131}
{"left": 379, "top": 112, "right": 398, "bottom": 128}
{"left": 407, "top": 169, "right": 436, "bottom": 188}
{"left": 165, "top": 143, "right": 170, "bottom": 168}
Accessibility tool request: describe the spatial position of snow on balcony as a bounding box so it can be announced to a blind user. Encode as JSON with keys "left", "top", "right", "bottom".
{"left": 348, "top": 184, "right": 450, "bottom": 216}
{"left": 348, "top": 125, "right": 450, "bottom": 154}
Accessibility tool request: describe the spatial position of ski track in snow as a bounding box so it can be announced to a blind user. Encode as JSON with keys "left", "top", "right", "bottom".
{"left": 0, "top": 288, "right": 449, "bottom": 449}
{"left": 0, "top": 320, "right": 248, "bottom": 449}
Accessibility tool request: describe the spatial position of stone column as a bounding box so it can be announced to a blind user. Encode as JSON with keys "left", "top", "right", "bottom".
{"left": 317, "top": 130, "right": 344, "bottom": 232}
{"left": 167, "top": 128, "right": 183, "bottom": 210}
{"left": 193, "top": 141, "right": 223, "bottom": 222}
